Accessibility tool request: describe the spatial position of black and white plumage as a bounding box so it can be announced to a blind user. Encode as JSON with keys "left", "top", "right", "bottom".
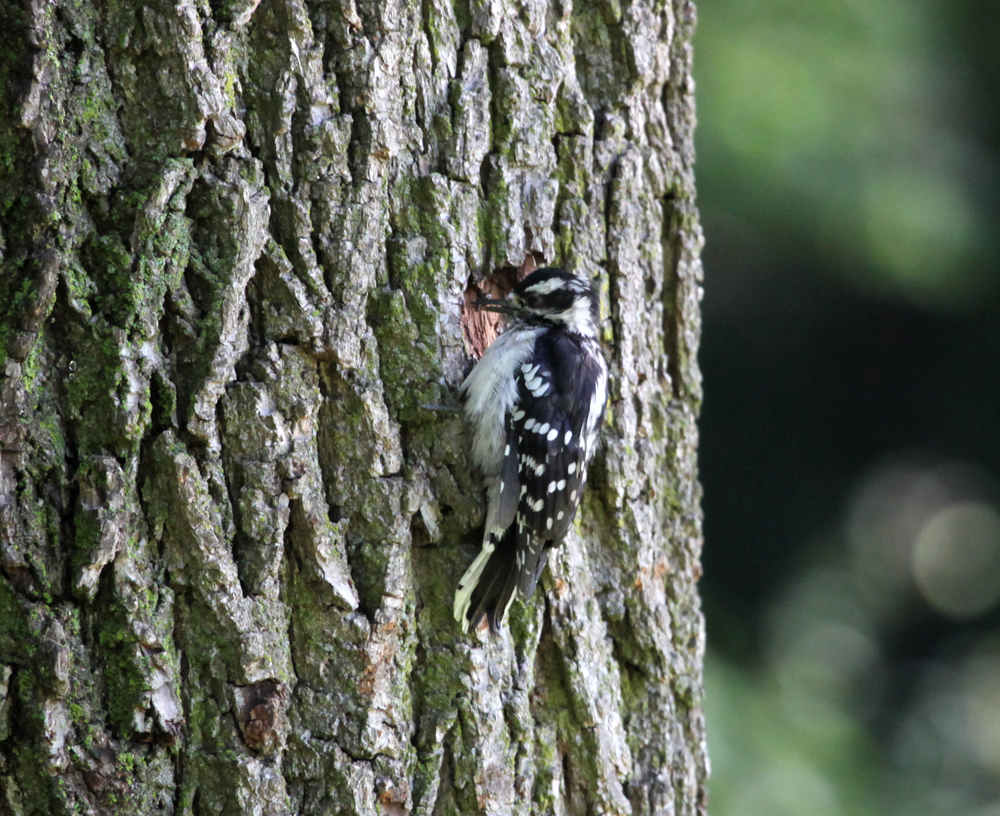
{"left": 454, "top": 267, "right": 608, "bottom": 632}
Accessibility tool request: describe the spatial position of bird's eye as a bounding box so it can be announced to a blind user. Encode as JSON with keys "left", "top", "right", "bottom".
{"left": 522, "top": 291, "right": 541, "bottom": 307}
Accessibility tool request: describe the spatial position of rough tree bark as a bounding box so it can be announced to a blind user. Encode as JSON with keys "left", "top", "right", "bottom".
{"left": 0, "top": 0, "right": 705, "bottom": 813}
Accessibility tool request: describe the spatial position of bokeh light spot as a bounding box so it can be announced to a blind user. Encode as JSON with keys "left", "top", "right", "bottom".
{"left": 912, "top": 502, "right": 1000, "bottom": 619}
{"left": 963, "top": 646, "right": 1000, "bottom": 774}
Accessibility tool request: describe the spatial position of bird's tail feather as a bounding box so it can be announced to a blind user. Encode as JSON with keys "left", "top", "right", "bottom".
{"left": 454, "top": 527, "right": 519, "bottom": 632}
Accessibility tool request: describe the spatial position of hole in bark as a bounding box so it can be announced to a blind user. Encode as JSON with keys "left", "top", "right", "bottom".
{"left": 68, "top": 35, "right": 86, "bottom": 65}
{"left": 410, "top": 511, "right": 431, "bottom": 549}
{"left": 479, "top": 152, "right": 492, "bottom": 194}
{"left": 459, "top": 257, "right": 539, "bottom": 359}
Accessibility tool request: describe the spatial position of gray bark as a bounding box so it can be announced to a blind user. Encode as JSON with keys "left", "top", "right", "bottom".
{"left": 0, "top": 0, "right": 706, "bottom": 813}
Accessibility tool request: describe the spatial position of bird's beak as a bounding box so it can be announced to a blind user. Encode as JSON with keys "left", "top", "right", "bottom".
{"left": 473, "top": 296, "right": 519, "bottom": 315}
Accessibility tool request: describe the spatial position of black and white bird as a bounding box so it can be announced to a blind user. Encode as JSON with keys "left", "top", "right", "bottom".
{"left": 454, "top": 267, "right": 608, "bottom": 632}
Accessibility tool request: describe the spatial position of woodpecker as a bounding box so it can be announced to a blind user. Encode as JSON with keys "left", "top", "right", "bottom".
{"left": 454, "top": 267, "right": 608, "bottom": 632}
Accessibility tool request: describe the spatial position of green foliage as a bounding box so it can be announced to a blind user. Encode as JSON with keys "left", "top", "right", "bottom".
{"left": 696, "top": 0, "right": 998, "bottom": 309}
{"left": 706, "top": 652, "right": 880, "bottom": 816}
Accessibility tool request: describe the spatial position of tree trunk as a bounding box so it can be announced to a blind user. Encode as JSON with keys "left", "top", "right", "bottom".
{"left": 0, "top": 0, "right": 706, "bottom": 813}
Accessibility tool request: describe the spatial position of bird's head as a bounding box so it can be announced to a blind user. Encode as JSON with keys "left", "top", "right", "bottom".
{"left": 474, "top": 267, "right": 600, "bottom": 337}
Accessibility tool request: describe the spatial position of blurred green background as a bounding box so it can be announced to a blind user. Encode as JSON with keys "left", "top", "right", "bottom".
{"left": 694, "top": 1, "right": 1000, "bottom": 814}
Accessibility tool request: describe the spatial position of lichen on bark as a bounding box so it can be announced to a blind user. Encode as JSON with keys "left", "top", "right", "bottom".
{"left": 0, "top": 0, "right": 706, "bottom": 814}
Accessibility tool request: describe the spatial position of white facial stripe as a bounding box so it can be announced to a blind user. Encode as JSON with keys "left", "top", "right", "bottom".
{"left": 552, "top": 296, "right": 597, "bottom": 337}
{"left": 524, "top": 277, "right": 568, "bottom": 295}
